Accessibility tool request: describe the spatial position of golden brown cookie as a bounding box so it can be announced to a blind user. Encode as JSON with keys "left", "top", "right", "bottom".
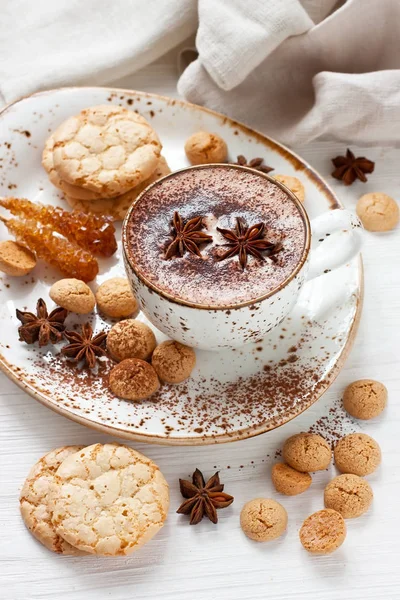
{"left": 151, "top": 341, "right": 196, "bottom": 383}
{"left": 282, "top": 433, "right": 331, "bottom": 472}
{"left": 184, "top": 131, "right": 228, "bottom": 165}
{"left": 42, "top": 136, "right": 103, "bottom": 200}
{"left": 107, "top": 319, "right": 157, "bottom": 362}
{"left": 240, "top": 498, "right": 287, "bottom": 542}
{"left": 0, "top": 240, "right": 36, "bottom": 276}
{"left": 49, "top": 278, "right": 95, "bottom": 314}
{"left": 334, "top": 433, "right": 381, "bottom": 476}
{"left": 65, "top": 156, "right": 171, "bottom": 220}
{"left": 52, "top": 105, "right": 162, "bottom": 197}
{"left": 52, "top": 443, "right": 169, "bottom": 555}
{"left": 271, "top": 463, "right": 312, "bottom": 496}
{"left": 20, "top": 446, "right": 84, "bottom": 554}
{"left": 273, "top": 175, "right": 305, "bottom": 203}
{"left": 109, "top": 358, "right": 160, "bottom": 401}
{"left": 356, "top": 192, "right": 399, "bottom": 232}
{"left": 343, "top": 379, "right": 387, "bottom": 420}
{"left": 299, "top": 509, "right": 346, "bottom": 554}
{"left": 96, "top": 277, "right": 139, "bottom": 318}
{"left": 324, "top": 474, "right": 373, "bottom": 518}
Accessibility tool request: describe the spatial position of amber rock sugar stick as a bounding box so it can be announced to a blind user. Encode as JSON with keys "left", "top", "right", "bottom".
{"left": 0, "top": 197, "right": 117, "bottom": 257}
{"left": 0, "top": 216, "right": 99, "bottom": 282}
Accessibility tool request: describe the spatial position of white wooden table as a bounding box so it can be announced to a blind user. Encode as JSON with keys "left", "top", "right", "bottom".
{"left": 1, "top": 53, "right": 399, "bottom": 600}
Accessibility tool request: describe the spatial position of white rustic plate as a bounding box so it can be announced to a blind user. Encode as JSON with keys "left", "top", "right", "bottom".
{"left": 0, "top": 87, "right": 362, "bottom": 445}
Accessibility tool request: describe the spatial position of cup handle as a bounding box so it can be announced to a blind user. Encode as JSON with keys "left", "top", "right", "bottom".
{"left": 307, "top": 209, "right": 364, "bottom": 280}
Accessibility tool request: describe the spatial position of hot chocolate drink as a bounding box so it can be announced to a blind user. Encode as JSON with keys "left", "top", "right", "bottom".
{"left": 125, "top": 165, "right": 307, "bottom": 307}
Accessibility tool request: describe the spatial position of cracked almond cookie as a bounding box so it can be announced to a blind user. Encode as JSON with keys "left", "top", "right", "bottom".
{"left": 20, "top": 446, "right": 84, "bottom": 554}
{"left": 65, "top": 156, "right": 170, "bottom": 220}
{"left": 51, "top": 105, "right": 162, "bottom": 197}
{"left": 343, "top": 379, "right": 387, "bottom": 419}
{"left": 282, "top": 432, "right": 331, "bottom": 472}
{"left": 324, "top": 474, "right": 373, "bottom": 518}
{"left": 240, "top": 498, "right": 287, "bottom": 542}
{"left": 52, "top": 443, "right": 169, "bottom": 556}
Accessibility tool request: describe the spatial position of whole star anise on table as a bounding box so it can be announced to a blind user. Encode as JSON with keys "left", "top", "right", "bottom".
{"left": 233, "top": 155, "right": 274, "bottom": 174}
{"left": 177, "top": 468, "right": 234, "bottom": 525}
{"left": 217, "top": 217, "right": 281, "bottom": 270}
{"left": 165, "top": 212, "right": 212, "bottom": 259}
{"left": 331, "top": 148, "right": 375, "bottom": 185}
{"left": 16, "top": 298, "right": 68, "bottom": 347}
{"left": 61, "top": 322, "right": 107, "bottom": 368}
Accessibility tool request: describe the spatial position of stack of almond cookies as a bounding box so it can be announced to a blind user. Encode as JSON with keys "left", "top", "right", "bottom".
{"left": 42, "top": 104, "right": 170, "bottom": 220}
{"left": 20, "top": 443, "right": 169, "bottom": 556}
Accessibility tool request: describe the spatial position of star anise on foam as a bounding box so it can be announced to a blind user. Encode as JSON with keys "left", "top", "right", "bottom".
{"left": 165, "top": 212, "right": 212, "bottom": 259}
{"left": 177, "top": 468, "right": 234, "bottom": 525}
{"left": 234, "top": 155, "right": 274, "bottom": 174}
{"left": 331, "top": 148, "right": 375, "bottom": 185}
{"left": 217, "top": 217, "right": 281, "bottom": 270}
{"left": 61, "top": 322, "right": 107, "bottom": 368}
{"left": 16, "top": 298, "right": 68, "bottom": 347}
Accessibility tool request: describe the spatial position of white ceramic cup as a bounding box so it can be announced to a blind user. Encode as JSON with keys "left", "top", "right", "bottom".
{"left": 123, "top": 165, "right": 363, "bottom": 351}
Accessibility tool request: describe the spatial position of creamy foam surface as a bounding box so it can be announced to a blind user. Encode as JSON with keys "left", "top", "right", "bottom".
{"left": 126, "top": 166, "right": 307, "bottom": 306}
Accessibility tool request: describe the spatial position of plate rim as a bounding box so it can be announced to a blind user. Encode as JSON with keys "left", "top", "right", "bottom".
{"left": 0, "top": 85, "right": 363, "bottom": 445}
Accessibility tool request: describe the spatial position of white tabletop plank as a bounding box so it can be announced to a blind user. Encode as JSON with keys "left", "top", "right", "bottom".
{"left": 1, "top": 54, "right": 399, "bottom": 600}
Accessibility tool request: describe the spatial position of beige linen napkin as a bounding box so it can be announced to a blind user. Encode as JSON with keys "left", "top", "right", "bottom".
{"left": 178, "top": 0, "right": 400, "bottom": 145}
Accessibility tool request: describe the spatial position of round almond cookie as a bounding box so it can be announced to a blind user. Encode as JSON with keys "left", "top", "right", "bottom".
{"left": 334, "top": 433, "right": 381, "bottom": 476}
{"left": 240, "top": 498, "right": 288, "bottom": 542}
{"left": 299, "top": 509, "right": 346, "bottom": 554}
{"left": 271, "top": 462, "right": 312, "bottom": 496}
{"left": 273, "top": 174, "right": 305, "bottom": 203}
{"left": 42, "top": 135, "right": 104, "bottom": 201}
{"left": 282, "top": 433, "right": 331, "bottom": 472}
{"left": 52, "top": 105, "right": 162, "bottom": 197}
{"left": 343, "top": 379, "right": 387, "bottom": 420}
{"left": 20, "top": 446, "right": 84, "bottom": 554}
{"left": 107, "top": 320, "right": 157, "bottom": 362}
{"left": 52, "top": 443, "right": 169, "bottom": 556}
{"left": 65, "top": 156, "right": 170, "bottom": 221}
{"left": 109, "top": 358, "right": 160, "bottom": 401}
{"left": 324, "top": 474, "right": 373, "bottom": 518}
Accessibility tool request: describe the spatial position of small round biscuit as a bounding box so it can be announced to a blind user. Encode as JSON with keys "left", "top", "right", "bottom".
{"left": 271, "top": 463, "right": 312, "bottom": 496}
{"left": 20, "top": 446, "right": 84, "bottom": 554}
{"left": 282, "top": 433, "right": 331, "bottom": 472}
{"left": 52, "top": 443, "right": 169, "bottom": 556}
{"left": 240, "top": 498, "right": 287, "bottom": 542}
{"left": 96, "top": 277, "right": 139, "bottom": 318}
{"left": 52, "top": 105, "right": 162, "bottom": 197}
{"left": 151, "top": 341, "right": 196, "bottom": 383}
{"left": 299, "top": 509, "right": 346, "bottom": 554}
{"left": 324, "top": 474, "right": 373, "bottom": 518}
{"left": 107, "top": 319, "right": 157, "bottom": 362}
{"left": 334, "top": 433, "right": 381, "bottom": 476}
{"left": 49, "top": 278, "right": 95, "bottom": 314}
{"left": 273, "top": 175, "right": 305, "bottom": 203}
{"left": 42, "top": 136, "right": 104, "bottom": 200}
{"left": 343, "top": 379, "right": 387, "bottom": 420}
{"left": 356, "top": 192, "right": 399, "bottom": 231}
{"left": 65, "top": 156, "right": 171, "bottom": 220}
{"left": 184, "top": 131, "right": 228, "bottom": 165}
{"left": 109, "top": 358, "right": 160, "bottom": 401}
{"left": 0, "top": 240, "right": 36, "bottom": 276}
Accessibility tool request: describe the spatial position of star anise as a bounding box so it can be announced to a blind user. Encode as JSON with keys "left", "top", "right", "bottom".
{"left": 61, "top": 322, "right": 107, "bottom": 368}
{"left": 217, "top": 217, "right": 281, "bottom": 270}
{"left": 331, "top": 148, "right": 375, "bottom": 185}
{"left": 16, "top": 298, "right": 68, "bottom": 347}
{"left": 165, "top": 212, "right": 212, "bottom": 259}
{"left": 234, "top": 155, "right": 274, "bottom": 174}
{"left": 177, "top": 468, "right": 234, "bottom": 525}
